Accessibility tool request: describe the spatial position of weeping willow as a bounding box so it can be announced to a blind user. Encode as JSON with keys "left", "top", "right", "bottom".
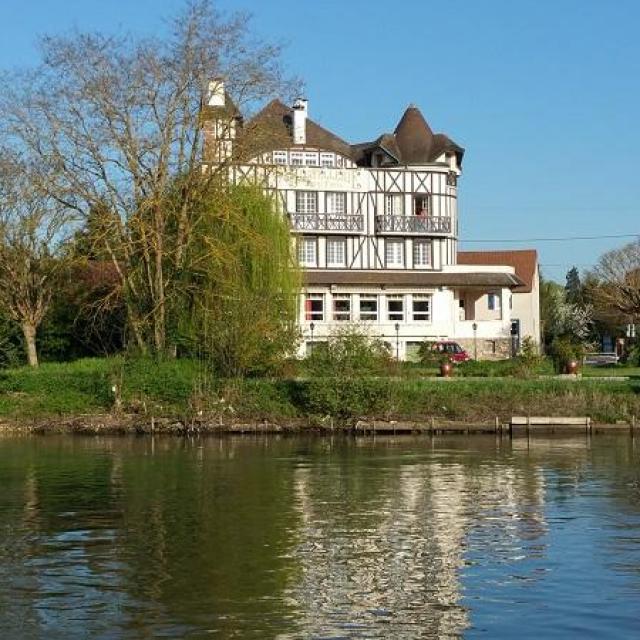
{"left": 175, "top": 184, "right": 300, "bottom": 377}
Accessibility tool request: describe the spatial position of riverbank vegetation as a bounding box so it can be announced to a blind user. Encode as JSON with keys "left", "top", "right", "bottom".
{"left": 0, "top": 356, "right": 638, "bottom": 426}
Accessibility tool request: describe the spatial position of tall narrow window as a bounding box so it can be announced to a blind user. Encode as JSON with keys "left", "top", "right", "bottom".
{"left": 326, "top": 238, "right": 346, "bottom": 267}
{"left": 414, "top": 195, "right": 430, "bottom": 216}
{"left": 384, "top": 194, "right": 403, "bottom": 216}
{"left": 386, "top": 240, "right": 404, "bottom": 268}
{"left": 359, "top": 295, "right": 378, "bottom": 321}
{"left": 488, "top": 292, "right": 501, "bottom": 311}
{"left": 305, "top": 294, "right": 324, "bottom": 321}
{"left": 333, "top": 295, "right": 351, "bottom": 321}
{"left": 297, "top": 237, "right": 317, "bottom": 267}
{"left": 412, "top": 295, "right": 432, "bottom": 321}
{"left": 413, "top": 240, "right": 432, "bottom": 267}
{"left": 387, "top": 295, "right": 404, "bottom": 321}
{"left": 326, "top": 192, "right": 347, "bottom": 215}
{"left": 295, "top": 191, "right": 318, "bottom": 214}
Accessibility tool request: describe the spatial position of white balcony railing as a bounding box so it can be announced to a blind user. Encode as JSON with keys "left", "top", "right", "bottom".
{"left": 289, "top": 213, "right": 364, "bottom": 234}
{"left": 375, "top": 215, "right": 452, "bottom": 235}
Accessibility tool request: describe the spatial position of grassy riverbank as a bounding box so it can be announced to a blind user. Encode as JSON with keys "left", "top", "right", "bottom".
{"left": 0, "top": 357, "right": 639, "bottom": 427}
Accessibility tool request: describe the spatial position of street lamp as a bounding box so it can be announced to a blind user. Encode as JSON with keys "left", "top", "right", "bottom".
{"left": 394, "top": 322, "right": 400, "bottom": 360}
{"left": 309, "top": 321, "right": 315, "bottom": 354}
{"left": 472, "top": 322, "right": 478, "bottom": 360}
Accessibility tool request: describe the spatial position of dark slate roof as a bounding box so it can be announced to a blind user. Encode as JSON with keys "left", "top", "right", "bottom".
{"left": 457, "top": 250, "right": 538, "bottom": 293}
{"left": 351, "top": 105, "right": 464, "bottom": 168}
{"left": 239, "top": 99, "right": 354, "bottom": 160}
{"left": 304, "top": 270, "right": 523, "bottom": 288}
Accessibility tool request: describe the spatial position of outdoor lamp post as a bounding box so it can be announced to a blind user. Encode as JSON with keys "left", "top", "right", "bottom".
{"left": 309, "top": 321, "right": 315, "bottom": 353}
{"left": 472, "top": 322, "right": 478, "bottom": 360}
{"left": 395, "top": 322, "right": 400, "bottom": 360}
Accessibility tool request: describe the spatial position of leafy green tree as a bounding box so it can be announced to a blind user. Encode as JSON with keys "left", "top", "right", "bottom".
{"left": 178, "top": 185, "right": 300, "bottom": 378}
{"left": 565, "top": 266, "right": 583, "bottom": 305}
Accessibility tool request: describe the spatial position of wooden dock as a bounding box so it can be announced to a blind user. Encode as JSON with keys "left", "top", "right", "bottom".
{"left": 350, "top": 416, "right": 635, "bottom": 436}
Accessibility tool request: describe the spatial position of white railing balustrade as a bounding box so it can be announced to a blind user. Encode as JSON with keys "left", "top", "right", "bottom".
{"left": 289, "top": 213, "right": 364, "bottom": 233}
{"left": 375, "top": 215, "right": 451, "bottom": 234}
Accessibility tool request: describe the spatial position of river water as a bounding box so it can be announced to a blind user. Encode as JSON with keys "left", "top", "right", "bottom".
{"left": 0, "top": 434, "right": 639, "bottom": 639}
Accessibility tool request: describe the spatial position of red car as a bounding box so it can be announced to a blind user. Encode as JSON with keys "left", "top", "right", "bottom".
{"left": 429, "top": 341, "right": 471, "bottom": 363}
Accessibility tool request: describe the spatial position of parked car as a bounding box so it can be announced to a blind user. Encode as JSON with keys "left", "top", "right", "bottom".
{"left": 429, "top": 341, "right": 471, "bottom": 363}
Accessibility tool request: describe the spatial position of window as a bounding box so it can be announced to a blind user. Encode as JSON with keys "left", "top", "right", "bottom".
{"left": 413, "top": 240, "right": 432, "bottom": 267}
{"left": 320, "top": 152, "right": 335, "bottom": 167}
{"left": 305, "top": 294, "right": 324, "bottom": 321}
{"left": 273, "top": 150, "right": 287, "bottom": 165}
{"left": 386, "top": 240, "right": 404, "bottom": 268}
{"left": 295, "top": 191, "right": 318, "bottom": 214}
{"left": 359, "top": 295, "right": 378, "bottom": 321}
{"left": 290, "top": 151, "right": 304, "bottom": 166}
{"left": 304, "top": 151, "right": 318, "bottom": 166}
{"left": 384, "top": 194, "right": 403, "bottom": 216}
{"left": 387, "top": 295, "right": 404, "bottom": 321}
{"left": 333, "top": 295, "right": 351, "bottom": 321}
{"left": 297, "top": 237, "right": 317, "bottom": 266}
{"left": 414, "top": 195, "right": 430, "bottom": 216}
{"left": 326, "top": 238, "right": 346, "bottom": 267}
{"left": 326, "top": 192, "right": 347, "bottom": 215}
{"left": 488, "top": 292, "right": 501, "bottom": 311}
{"left": 412, "top": 295, "right": 432, "bottom": 321}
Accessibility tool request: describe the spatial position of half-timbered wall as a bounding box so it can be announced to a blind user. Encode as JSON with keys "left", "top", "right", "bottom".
{"left": 231, "top": 153, "right": 460, "bottom": 273}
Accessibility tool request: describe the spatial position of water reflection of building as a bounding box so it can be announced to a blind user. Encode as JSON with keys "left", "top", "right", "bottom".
{"left": 284, "top": 448, "right": 547, "bottom": 639}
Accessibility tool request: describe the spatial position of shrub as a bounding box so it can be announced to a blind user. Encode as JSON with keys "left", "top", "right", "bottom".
{"left": 417, "top": 340, "right": 447, "bottom": 365}
{"left": 513, "top": 336, "right": 542, "bottom": 378}
{"left": 550, "top": 336, "right": 586, "bottom": 372}
{"left": 304, "top": 376, "right": 393, "bottom": 421}
{"left": 304, "top": 325, "right": 393, "bottom": 378}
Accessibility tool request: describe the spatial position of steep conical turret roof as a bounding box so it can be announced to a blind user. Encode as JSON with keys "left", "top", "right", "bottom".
{"left": 393, "top": 105, "right": 435, "bottom": 164}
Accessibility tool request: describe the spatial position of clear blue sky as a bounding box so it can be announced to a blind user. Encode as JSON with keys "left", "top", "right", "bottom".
{"left": 1, "top": 0, "right": 638, "bottom": 283}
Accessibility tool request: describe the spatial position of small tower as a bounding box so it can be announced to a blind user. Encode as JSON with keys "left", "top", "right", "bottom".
{"left": 202, "top": 78, "right": 241, "bottom": 165}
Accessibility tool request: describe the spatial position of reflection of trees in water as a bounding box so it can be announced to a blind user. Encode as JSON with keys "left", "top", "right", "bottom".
{"left": 1, "top": 435, "right": 639, "bottom": 638}
{"left": 286, "top": 450, "right": 548, "bottom": 639}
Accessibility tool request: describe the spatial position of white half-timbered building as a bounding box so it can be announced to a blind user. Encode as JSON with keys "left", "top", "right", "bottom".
{"left": 203, "top": 82, "right": 539, "bottom": 359}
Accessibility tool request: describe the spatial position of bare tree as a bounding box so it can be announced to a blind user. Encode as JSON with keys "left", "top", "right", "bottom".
{"left": 590, "top": 239, "right": 640, "bottom": 321}
{"left": 0, "top": 155, "right": 71, "bottom": 366}
{"left": 0, "top": 0, "right": 295, "bottom": 355}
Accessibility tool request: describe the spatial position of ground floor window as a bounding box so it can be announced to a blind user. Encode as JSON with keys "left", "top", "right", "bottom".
{"left": 305, "top": 294, "right": 324, "bottom": 321}
{"left": 333, "top": 295, "right": 351, "bottom": 321}
{"left": 387, "top": 294, "right": 404, "bottom": 321}
{"left": 359, "top": 294, "right": 378, "bottom": 321}
{"left": 412, "top": 294, "right": 432, "bottom": 321}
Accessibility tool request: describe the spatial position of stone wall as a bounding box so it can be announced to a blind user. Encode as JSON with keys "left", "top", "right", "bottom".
{"left": 456, "top": 338, "right": 512, "bottom": 361}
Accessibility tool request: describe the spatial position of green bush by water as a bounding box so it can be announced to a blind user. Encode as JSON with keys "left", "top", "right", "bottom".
{"left": 0, "top": 357, "right": 639, "bottom": 425}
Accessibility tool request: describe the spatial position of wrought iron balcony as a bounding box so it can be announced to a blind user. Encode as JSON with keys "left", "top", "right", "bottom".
{"left": 289, "top": 213, "right": 364, "bottom": 234}
{"left": 375, "top": 215, "right": 452, "bottom": 235}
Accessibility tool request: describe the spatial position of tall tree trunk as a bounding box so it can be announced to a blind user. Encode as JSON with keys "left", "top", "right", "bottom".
{"left": 21, "top": 321, "right": 39, "bottom": 367}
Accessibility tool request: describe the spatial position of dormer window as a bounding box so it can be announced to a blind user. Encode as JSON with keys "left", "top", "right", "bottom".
{"left": 414, "top": 195, "right": 430, "bottom": 216}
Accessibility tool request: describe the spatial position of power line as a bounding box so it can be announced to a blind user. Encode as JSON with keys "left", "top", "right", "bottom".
{"left": 460, "top": 233, "right": 638, "bottom": 243}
